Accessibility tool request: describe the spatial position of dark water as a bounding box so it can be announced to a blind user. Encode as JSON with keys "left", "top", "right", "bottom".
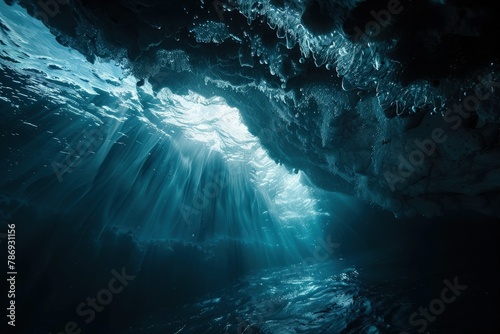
{"left": 2, "top": 194, "right": 498, "bottom": 334}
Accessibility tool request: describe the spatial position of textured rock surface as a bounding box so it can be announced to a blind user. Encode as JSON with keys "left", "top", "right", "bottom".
{"left": 9, "top": 0, "right": 500, "bottom": 217}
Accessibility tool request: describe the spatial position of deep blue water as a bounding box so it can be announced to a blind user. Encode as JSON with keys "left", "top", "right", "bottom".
{"left": 1, "top": 1, "right": 499, "bottom": 334}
